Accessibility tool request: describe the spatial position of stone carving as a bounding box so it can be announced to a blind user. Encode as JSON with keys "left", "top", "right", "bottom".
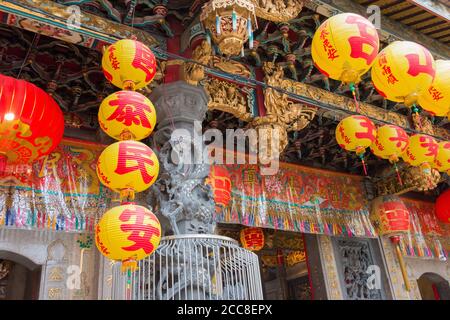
{"left": 48, "top": 287, "right": 62, "bottom": 300}
{"left": 250, "top": 62, "right": 317, "bottom": 157}
{"left": 335, "top": 239, "right": 383, "bottom": 300}
{"left": 253, "top": 0, "right": 304, "bottom": 22}
{"left": 204, "top": 78, "right": 253, "bottom": 121}
{"left": 47, "top": 240, "right": 66, "bottom": 262}
{"left": 182, "top": 40, "right": 212, "bottom": 86}
{"left": 48, "top": 267, "right": 64, "bottom": 281}
{"left": 149, "top": 82, "right": 215, "bottom": 235}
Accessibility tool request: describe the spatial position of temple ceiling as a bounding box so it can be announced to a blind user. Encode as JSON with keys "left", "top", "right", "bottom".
{"left": 0, "top": 0, "right": 448, "bottom": 194}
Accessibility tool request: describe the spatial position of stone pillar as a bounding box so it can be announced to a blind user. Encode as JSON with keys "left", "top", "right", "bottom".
{"left": 148, "top": 80, "right": 215, "bottom": 236}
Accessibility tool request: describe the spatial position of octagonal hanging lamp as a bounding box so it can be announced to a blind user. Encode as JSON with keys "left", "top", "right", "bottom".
{"left": 200, "top": 0, "right": 258, "bottom": 57}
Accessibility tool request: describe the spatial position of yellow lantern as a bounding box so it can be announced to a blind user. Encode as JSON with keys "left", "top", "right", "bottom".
{"left": 311, "top": 13, "right": 379, "bottom": 84}
{"left": 336, "top": 115, "right": 377, "bottom": 175}
{"left": 102, "top": 39, "right": 157, "bottom": 90}
{"left": 371, "top": 125, "right": 409, "bottom": 162}
{"left": 402, "top": 134, "right": 438, "bottom": 171}
{"left": 96, "top": 140, "right": 159, "bottom": 200}
{"left": 98, "top": 90, "right": 157, "bottom": 141}
{"left": 336, "top": 115, "right": 377, "bottom": 153}
{"left": 418, "top": 60, "right": 450, "bottom": 117}
{"left": 371, "top": 41, "right": 436, "bottom": 107}
{"left": 95, "top": 204, "right": 161, "bottom": 271}
{"left": 434, "top": 141, "right": 450, "bottom": 174}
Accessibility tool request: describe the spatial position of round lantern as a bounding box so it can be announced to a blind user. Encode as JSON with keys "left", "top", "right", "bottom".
{"left": 370, "top": 195, "right": 411, "bottom": 290}
{"left": 311, "top": 13, "right": 379, "bottom": 84}
{"left": 402, "top": 134, "right": 438, "bottom": 171}
{"left": 0, "top": 74, "right": 64, "bottom": 170}
{"left": 371, "top": 125, "right": 409, "bottom": 162}
{"left": 96, "top": 140, "right": 159, "bottom": 199}
{"left": 206, "top": 165, "right": 232, "bottom": 210}
{"left": 102, "top": 39, "right": 157, "bottom": 90}
{"left": 95, "top": 204, "right": 161, "bottom": 271}
{"left": 98, "top": 90, "right": 156, "bottom": 141}
{"left": 370, "top": 195, "right": 410, "bottom": 235}
{"left": 436, "top": 189, "right": 450, "bottom": 224}
{"left": 371, "top": 41, "right": 436, "bottom": 107}
{"left": 434, "top": 141, "right": 450, "bottom": 174}
{"left": 336, "top": 115, "right": 377, "bottom": 153}
{"left": 418, "top": 60, "right": 450, "bottom": 117}
{"left": 240, "top": 227, "right": 264, "bottom": 251}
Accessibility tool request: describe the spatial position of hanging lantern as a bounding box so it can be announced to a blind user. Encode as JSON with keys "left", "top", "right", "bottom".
{"left": 370, "top": 195, "right": 410, "bottom": 235}
{"left": 434, "top": 141, "right": 450, "bottom": 174}
{"left": 335, "top": 115, "right": 377, "bottom": 174}
{"left": 370, "top": 195, "right": 411, "bottom": 291}
{"left": 98, "top": 90, "right": 157, "bottom": 141}
{"left": 206, "top": 165, "right": 232, "bottom": 210}
{"left": 200, "top": 0, "right": 258, "bottom": 57}
{"left": 102, "top": 39, "right": 157, "bottom": 90}
{"left": 240, "top": 227, "right": 264, "bottom": 251}
{"left": 402, "top": 134, "right": 438, "bottom": 172}
{"left": 312, "top": 13, "right": 379, "bottom": 84}
{"left": 371, "top": 41, "right": 436, "bottom": 107}
{"left": 0, "top": 74, "right": 64, "bottom": 171}
{"left": 418, "top": 60, "right": 450, "bottom": 117}
{"left": 95, "top": 204, "right": 161, "bottom": 271}
{"left": 371, "top": 125, "right": 409, "bottom": 162}
{"left": 436, "top": 189, "right": 450, "bottom": 224}
{"left": 96, "top": 140, "right": 159, "bottom": 200}
{"left": 370, "top": 125, "right": 409, "bottom": 183}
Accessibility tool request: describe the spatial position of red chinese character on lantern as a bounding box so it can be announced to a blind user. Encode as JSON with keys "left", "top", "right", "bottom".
{"left": 339, "top": 126, "right": 351, "bottom": 144}
{"left": 345, "top": 15, "right": 378, "bottom": 65}
{"left": 429, "top": 86, "right": 444, "bottom": 101}
{"left": 132, "top": 43, "right": 156, "bottom": 82}
{"left": 119, "top": 207, "right": 160, "bottom": 254}
{"left": 327, "top": 48, "right": 340, "bottom": 61}
{"left": 382, "top": 202, "right": 409, "bottom": 231}
{"left": 419, "top": 136, "right": 438, "bottom": 157}
{"left": 243, "top": 229, "right": 264, "bottom": 249}
{"left": 389, "top": 128, "right": 409, "bottom": 149}
{"left": 108, "top": 46, "right": 120, "bottom": 70}
{"left": 107, "top": 92, "right": 153, "bottom": 128}
{"left": 378, "top": 53, "right": 387, "bottom": 65}
{"left": 320, "top": 26, "right": 329, "bottom": 40}
{"left": 387, "top": 74, "right": 398, "bottom": 85}
{"left": 354, "top": 116, "right": 376, "bottom": 141}
{"left": 114, "top": 142, "right": 156, "bottom": 184}
{"left": 405, "top": 48, "right": 435, "bottom": 78}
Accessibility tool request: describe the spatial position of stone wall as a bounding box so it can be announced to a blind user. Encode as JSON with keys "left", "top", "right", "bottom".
{"left": 0, "top": 228, "right": 100, "bottom": 300}
{"left": 380, "top": 236, "right": 450, "bottom": 300}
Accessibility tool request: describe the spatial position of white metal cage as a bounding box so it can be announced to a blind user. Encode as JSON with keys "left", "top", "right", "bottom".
{"left": 111, "top": 234, "right": 263, "bottom": 300}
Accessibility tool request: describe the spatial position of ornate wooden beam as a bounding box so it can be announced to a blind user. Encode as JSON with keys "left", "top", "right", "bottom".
{"left": 0, "top": 0, "right": 161, "bottom": 51}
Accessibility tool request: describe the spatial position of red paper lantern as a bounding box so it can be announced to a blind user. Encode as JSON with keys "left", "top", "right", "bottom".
{"left": 240, "top": 227, "right": 264, "bottom": 251}
{"left": 436, "top": 189, "right": 450, "bottom": 224}
{"left": 370, "top": 195, "right": 410, "bottom": 235}
{"left": 0, "top": 74, "right": 64, "bottom": 170}
{"left": 206, "top": 165, "right": 232, "bottom": 209}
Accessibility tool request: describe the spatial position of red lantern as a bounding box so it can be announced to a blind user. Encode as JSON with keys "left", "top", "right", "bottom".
{"left": 240, "top": 227, "right": 264, "bottom": 251}
{"left": 370, "top": 195, "right": 410, "bottom": 235}
{"left": 0, "top": 74, "right": 64, "bottom": 170}
{"left": 370, "top": 195, "right": 411, "bottom": 291}
{"left": 206, "top": 165, "right": 232, "bottom": 210}
{"left": 436, "top": 189, "right": 450, "bottom": 224}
